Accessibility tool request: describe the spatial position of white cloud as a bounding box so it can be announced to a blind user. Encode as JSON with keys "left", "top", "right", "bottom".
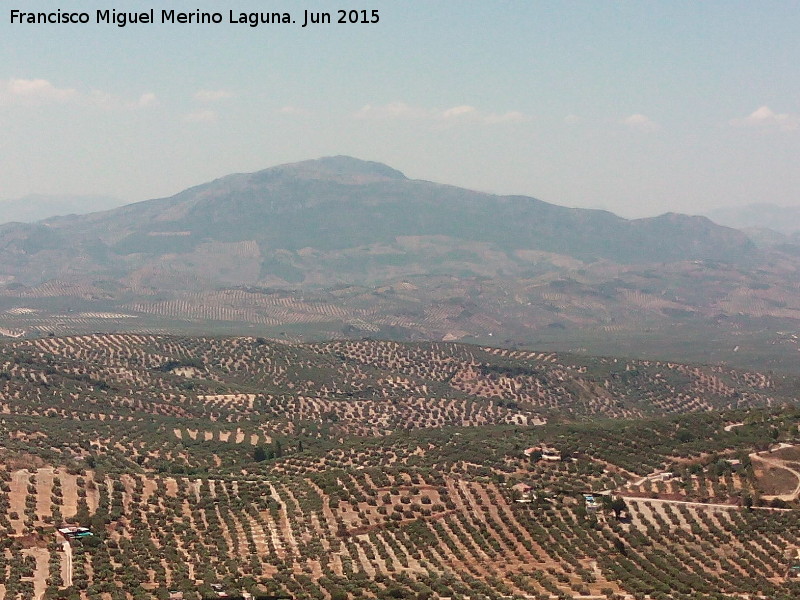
{"left": 88, "top": 90, "right": 157, "bottom": 110}
{"left": 183, "top": 109, "right": 217, "bottom": 123}
{"left": 623, "top": 113, "right": 661, "bottom": 132}
{"left": 442, "top": 105, "right": 477, "bottom": 119}
{"left": 2, "top": 78, "right": 77, "bottom": 103}
{"left": 355, "top": 101, "right": 527, "bottom": 125}
{"left": 438, "top": 105, "right": 528, "bottom": 125}
{"left": 194, "top": 89, "right": 234, "bottom": 102}
{"left": 135, "top": 93, "right": 157, "bottom": 108}
{"left": 731, "top": 105, "right": 799, "bottom": 131}
{"left": 0, "top": 78, "right": 158, "bottom": 112}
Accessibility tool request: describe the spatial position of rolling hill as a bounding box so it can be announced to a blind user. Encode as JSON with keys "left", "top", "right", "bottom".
{"left": 0, "top": 333, "right": 798, "bottom": 600}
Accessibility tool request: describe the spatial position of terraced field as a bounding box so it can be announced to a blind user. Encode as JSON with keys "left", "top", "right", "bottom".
{"left": 0, "top": 334, "right": 797, "bottom": 599}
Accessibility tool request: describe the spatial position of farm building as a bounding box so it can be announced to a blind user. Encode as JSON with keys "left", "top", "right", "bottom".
{"left": 583, "top": 494, "right": 600, "bottom": 513}
{"left": 523, "top": 445, "right": 561, "bottom": 461}
{"left": 201, "top": 583, "right": 269, "bottom": 599}
{"left": 541, "top": 446, "right": 562, "bottom": 461}
{"left": 512, "top": 482, "right": 535, "bottom": 503}
{"left": 724, "top": 458, "right": 743, "bottom": 472}
{"left": 57, "top": 525, "right": 93, "bottom": 541}
{"left": 648, "top": 471, "right": 676, "bottom": 482}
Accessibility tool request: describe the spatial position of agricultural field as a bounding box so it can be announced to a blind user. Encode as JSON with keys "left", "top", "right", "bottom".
{"left": 0, "top": 334, "right": 797, "bottom": 599}
{"left": 3, "top": 269, "right": 800, "bottom": 376}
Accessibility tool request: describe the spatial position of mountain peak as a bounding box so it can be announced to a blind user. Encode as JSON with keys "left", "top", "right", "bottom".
{"left": 255, "top": 155, "right": 407, "bottom": 185}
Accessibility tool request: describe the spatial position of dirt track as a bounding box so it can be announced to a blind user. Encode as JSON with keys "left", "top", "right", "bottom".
{"left": 750, "top": 451, "right": 800, "bottom": 501}
{"left": 62, "top": 541, "right": 72, "bottom": 588}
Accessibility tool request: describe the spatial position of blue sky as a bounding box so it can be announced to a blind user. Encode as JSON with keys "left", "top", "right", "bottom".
{"left": 1, "top": 1, "right": 798, "bottom": 217}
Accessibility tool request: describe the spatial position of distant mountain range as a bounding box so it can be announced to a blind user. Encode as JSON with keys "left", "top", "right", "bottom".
{"left": 2, "top": 156, "right": 800, "bottom": 374}
{"left": 0, "top": 156, "right": 754, "bottom": 287}
{"left": 0, "top": 194, "right": 122, "bottom": 224}
{"left": 707, "top": 203, "right": 800, "bottom": 236}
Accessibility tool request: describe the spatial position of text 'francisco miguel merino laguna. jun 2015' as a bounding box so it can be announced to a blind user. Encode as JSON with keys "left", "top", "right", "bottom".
{"left": 9, "top": 8, "right": 381, "bottom": 28}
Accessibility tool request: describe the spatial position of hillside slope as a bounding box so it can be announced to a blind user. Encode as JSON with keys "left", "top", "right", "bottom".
{"left": 0, "top": 334, "right": 798, "bottom": 600}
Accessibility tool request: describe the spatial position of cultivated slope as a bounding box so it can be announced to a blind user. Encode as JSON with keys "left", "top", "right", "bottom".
{"left": 0, "top": 334, "right": 798, "bottom": 600}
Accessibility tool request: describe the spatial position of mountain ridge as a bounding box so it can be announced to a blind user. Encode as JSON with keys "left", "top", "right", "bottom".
{"left": 708, "top": 203, "right": 800, "bottom": 235}
{"left": 0, "top": 193, "right": 122, "bottom": 225}
{"left": 6, "top": 156, "right": 753, "bottom": 271}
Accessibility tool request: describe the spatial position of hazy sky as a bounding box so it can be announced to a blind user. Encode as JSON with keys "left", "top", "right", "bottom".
{"left": 1, "top": 1, "right": 799, "bottom": 218}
